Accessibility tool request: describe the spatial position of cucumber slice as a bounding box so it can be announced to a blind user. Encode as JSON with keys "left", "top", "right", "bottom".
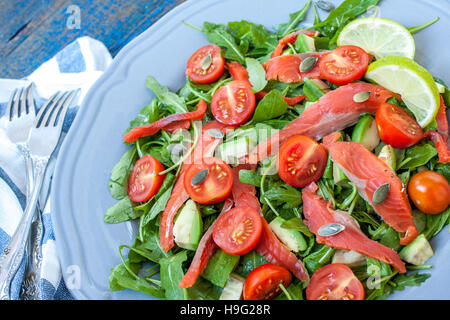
{"left": 399, "top": 234, "right": 434, "bottom": 266}
{"left": 173, "top": 200, "right": 203, "bottom": 251}
{"left": 219, "top": 273, "right": 245, "bottom": 300}
{"left": 378, "top": 145, "right": 397, "bottom": 171}
{"left": 352, "top": 115, "right": 380, "bottom": 151}
{"left": 332, "top": 249, "right": 366, "bottom": 267}
{"left": 295, "top": 33, "right": 316, "bottom": 53}
{"left": 269, "top": 217, "right": 307, "bottom": 252}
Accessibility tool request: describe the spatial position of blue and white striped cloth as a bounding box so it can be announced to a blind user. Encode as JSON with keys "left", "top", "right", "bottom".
{"left": 0, "top": 37, "right": 112, "bottom": 299}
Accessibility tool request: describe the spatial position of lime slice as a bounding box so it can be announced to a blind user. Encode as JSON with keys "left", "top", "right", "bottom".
{"left": 365, "top": 56, "right": 440, "bottom": 127}
{"left": 337, "top": 18, "right": 415, "bottom": 60}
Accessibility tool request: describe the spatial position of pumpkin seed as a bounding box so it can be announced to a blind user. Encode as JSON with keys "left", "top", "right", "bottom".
{"left": 191, "top": 169, "right": 209, "bottom": 185}
{"left": 167, "top": 143, "right": 186, "bottom": 156}
{"left": 202, "top": 54, "right": 212, "bottom": 71}
{"left": 300, "top": 56, "right": 318, "bottom": 73}
{"left": 353, "top": 91, "right": 371, "bottom": 103}
{"left": 372, "top": 183, "right": 390, "bottom": 204}
{"left": 316, "top": 0, "right": 335, "bottom": 11}
{"left": 208, "top": 128, "right": 224, "bottom": 139}
{"left": 318, "top": 223, "right": 346, "bottom": 237}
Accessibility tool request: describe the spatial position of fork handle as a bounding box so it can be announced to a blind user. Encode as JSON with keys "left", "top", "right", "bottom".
{"left": 0, "top": 158, "right": 47, "bottom": 299}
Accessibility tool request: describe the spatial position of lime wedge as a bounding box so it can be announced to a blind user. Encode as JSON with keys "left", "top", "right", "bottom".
{"left": 337, "top": 18, "right": 415, "bottom": 60}
{"left": 365, "top": 56, "right": 440, "bottom": 127}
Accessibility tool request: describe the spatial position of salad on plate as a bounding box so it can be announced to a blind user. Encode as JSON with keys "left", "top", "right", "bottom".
{"left": 104, "top": 0, "right": 450, "bottom": 300}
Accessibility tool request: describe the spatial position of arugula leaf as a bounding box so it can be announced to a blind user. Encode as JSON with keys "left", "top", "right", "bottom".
{"left": 281, "top": 217, "right": 313, "bottom": 237}
{"left": 131, "top": 221, "right": 171, "bottom": 263}
{"left": 276, "top": 281, "right": 304, "bottom": 300}
{"left": 277, "top": 0, "right": 312, "bottom": 37}
{"left": 186, "top": 277, "right": 223, "bottom": 300}
{"left": 245, "top": 58, "right": 267, "bottom": 92}
{"left": 239, "top": 169, "right": 262, "bottom": 186}
{"left": 108, "top": 146, "right": 138, "bottom": 200}
{"left": 146, "top": 76, "right": 188, "bottom": 113}
{"left": 435, "top": 163, "right": 450, "bottom": 183}
{"left": 104, "top": 196, "right": 141, "bottom": 224}
{"left": 251, "top": 90, "right": 289, "bottom": 123}
{"left": 398, "top": 142, "right": 438, "bottom": 170}
{"left": 313, "top": 0, "right": 379, "bottom": 38}
{"left": 202, "top": 22, "right": 247, "bottom": 64}
{"left": 139, "top": 173, "right": 176, "bottom": 226}
{"left": 303, "top": 245, "right": 334, "bottom": 273}
{"left": 108, "top": 260, "right": 165, "bottom": 298}
{"left": 235, "top": 251, "right": 269, "bottom": 277}
{"left": 159, "top": 251, "right": 188, "bottom": 300}
{"left": 124, "top": 99, "right": 160, "bottom": 135}
{"left": 390, "top": 272, "right": 431, "bottom": 291}
{"left": 424, "top": 207, "right": 450, "bottom": 239}
{"left": 202, "top": 249, "right": 240, "bottom": 287}
{"left": 228, "top": 20, "right": 277, "bottom": 52}
{"left": 264, "top": 182, "right": 302, "bottom": 209}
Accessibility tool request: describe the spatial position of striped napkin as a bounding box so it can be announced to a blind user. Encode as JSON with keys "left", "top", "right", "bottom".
{"left": 0, "top": 37, "right": 112, "bottom": 299}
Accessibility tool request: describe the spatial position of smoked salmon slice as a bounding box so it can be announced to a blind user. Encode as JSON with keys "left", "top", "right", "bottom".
{"left": 232, "top": 164, "right": 309, "bottom": 282}
{"left": 159, "top": 121, "right": 232, "bottom": 252}
{"left": 326, "top": 141, "right": 419, "bottom": 245}
{"left": 302, "top": 182, "right": 406, "bottom": 273}
{"left": 249, "top": 82, "right": 398, "bottom": 163}
{"left": 264, "top": 52, "right": 325, "bottom": 83}
{"left": 179, "top": 197, "right": 234, "bottom": 288}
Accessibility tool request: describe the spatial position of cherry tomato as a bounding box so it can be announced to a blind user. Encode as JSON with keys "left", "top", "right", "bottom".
{"left": 277, "top": 135, "right": 328, "bottom": 188}
{"left": 212, "top": 206, "right": 262, "bottom": 255}
{"left": 186, "top": 45, "right": 225, "bottom": 84}
{"left": 243, "top": 264, "right": 292, "bottom": 300}
{"left": 408, "top": 171, "right": 450, "bottom": 214}
{"left": 375, "top": 102, "right": 424, "bottom": 149}
{"left": 319, "top": 45, "right": 370, "bottom": 85}
{"left": 211, "top": 80, "right": 256, "bottom": 126}
{"left": 128, "top": 155, "right": 165, "bottom": 202}
{"left": 306, "top": 263, "right": 365, "bottom": 300}
{"left": 184, "top": 157, "right": 233, "bottom": 204}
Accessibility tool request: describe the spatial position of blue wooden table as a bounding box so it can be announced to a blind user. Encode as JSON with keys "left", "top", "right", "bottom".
{"left": 0, "top": 0, "right": 185, "bottom": 79}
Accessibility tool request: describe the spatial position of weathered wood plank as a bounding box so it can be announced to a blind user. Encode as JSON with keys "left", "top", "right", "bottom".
{"left": 0, "top": 0, "right": 185, "bottom": 78}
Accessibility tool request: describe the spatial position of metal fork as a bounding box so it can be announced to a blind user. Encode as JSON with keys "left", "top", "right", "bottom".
{"left": 0, "top": 90, "right": 78, "bottom": 299}
{"left": 5, "top": 84, "right": 36, "bottom": 197}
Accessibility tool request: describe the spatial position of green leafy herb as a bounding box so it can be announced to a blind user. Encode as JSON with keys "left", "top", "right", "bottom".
{"left": 245, "top": 57, "right": 268, "bottom": 92}
{"left": 239, "top": 169, "right": 262, "bottom": 186}
{"left": 312, "top": 0, "right": 379, "bottom": 38}
{"left": 202, "top": 249, "right": 240, "bottom": 287}
{"left": 303, "top": 245, "right": 334, "bottom": 273}
{"left": 408, "top": 17, "right": 439, "bottom": 34}
{"left": 202, "top": 22, "right": 247, "bottom": 64}
{"left": 104, "top": 196, "right": 141, "bottom": 224}
{"left": 277, "top": 0, "right": 312, "bottom": 37}
{"left": 281, "top": 217, "right": 313, "bottom": 237}
{"left": 251, "top": 90, "right": 289, "bottom": 123}
{"left": 159, "top": 251, "right": 188, "bottom": 300}
{"left": 398, "top": 142, "right": 438, "bottom": 170}
{"left": 108, "top": 146, "right": 138, "bottom": 200}
{"left": 146, "top": 76, "right": 188, "bottom": 113}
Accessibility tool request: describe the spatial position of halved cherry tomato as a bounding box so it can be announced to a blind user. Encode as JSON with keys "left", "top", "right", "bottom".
{"left": 212, "top": 206, "right": 262, "bottom": 255}
{"left": 186, "top": 45, "right": 225, "bottom": 84}
{"left": 375, "top": 102, "right": 424, "bottom": 149}
{"left": 184, "top": 157, "right": 233, "bottom": 204}
{"left": 211, "top": 80, "right": 256, "bottom": 126}
{"left": 277, "top": 135, "right": 328, "bottom": 188}
{"left": 319, "top": 45, "right": 370, "bottom": 85}
{"left": 128, "top": 155, "right": 165, "bottom": 202}
{"left": 408, "top": 171, "right": 450, "bottom": 215}
{"left": 243, "top": 264, "right": 292, "bottom": 300}
{"left": 306, "top": 263, "right": 365, "bottom": 300}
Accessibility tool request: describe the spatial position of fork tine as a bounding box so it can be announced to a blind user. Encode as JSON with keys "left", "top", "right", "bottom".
{"left": 50, "top": 90, "right": 78, "bottom": 127}
{"left": 35, "top": 92, "right": 61, "bottom": 127}
{"left": 40, "top": 92, "right": 70, "bottom": 127}
{"left": 18, "top": 85, "right": 29, "bottom": 118}
{"left": 12, "top": 88, "right": 23, "bottom": 119}
{"left": 5, "top": 89, "right": 18, "bottom": 120}
{"left": 25, "top": 83, "right": 35, "bottom": 116}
